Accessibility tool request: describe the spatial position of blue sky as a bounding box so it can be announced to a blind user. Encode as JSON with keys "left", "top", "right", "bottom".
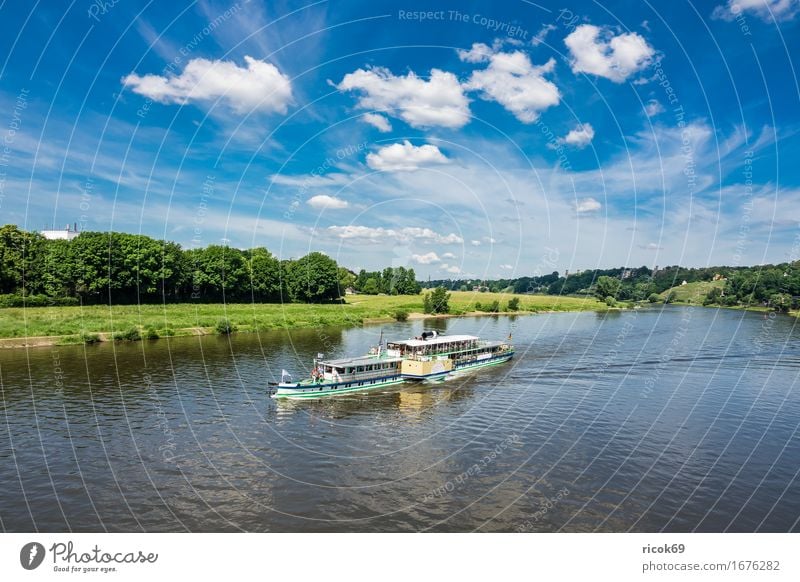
{"left": 1, "top": 0, "right": 799, "bottom": 279}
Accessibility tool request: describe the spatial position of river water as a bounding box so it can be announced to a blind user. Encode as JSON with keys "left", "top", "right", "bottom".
{"left": 1, "top": 306, "right": 798, "bottom": 532}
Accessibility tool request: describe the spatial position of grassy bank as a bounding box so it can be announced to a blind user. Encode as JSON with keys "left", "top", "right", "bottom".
{"left": 0, "top": 291, "right": 607, "bottom": 347}
{"left": 658, "top": 280, "right": 725, "bottom": 303}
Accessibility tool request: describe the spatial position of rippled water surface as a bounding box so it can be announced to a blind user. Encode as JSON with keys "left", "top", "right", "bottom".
{"left": 1, "top": 306, "right": 799, "bottom": 532}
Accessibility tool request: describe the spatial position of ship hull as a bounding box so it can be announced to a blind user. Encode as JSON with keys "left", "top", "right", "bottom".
{"left": 452, "top": 351, "right": 515, "bottom": 373}
{"left": 271, "top": 374, "right": 405, "bottom": 399}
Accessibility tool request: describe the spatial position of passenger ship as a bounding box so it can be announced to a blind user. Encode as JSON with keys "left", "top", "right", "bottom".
{"left": 271, "top": 331, "right": 514, "bottom": 400}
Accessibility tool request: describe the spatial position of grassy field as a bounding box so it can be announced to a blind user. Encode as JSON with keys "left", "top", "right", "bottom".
{"left": 0, "top": 291, "right": 607, "bottom": 345}
{"left": 658, "top": 280, "right": 725, "bottom": 303}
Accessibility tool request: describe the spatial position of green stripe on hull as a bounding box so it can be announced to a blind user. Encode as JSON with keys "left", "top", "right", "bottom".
{"left": 453, "top": 354, "right": 514, "bottom": 373}
{"left": 272, "top": 377, "right": 405, "bottom": 399}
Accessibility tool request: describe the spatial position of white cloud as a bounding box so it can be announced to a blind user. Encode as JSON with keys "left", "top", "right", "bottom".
{"left": 307, "top": 194, "right": 348, "bottom": 209}
{"left": 645, "top": 99, "right": 664, "bottom": 117}
{"left": 328, "top": 225, "right": 463, "bottom": 245}
{"left": 457, "top": 43, "right": 494, "bottom": 63}
{"left": 713, "top": 0, "right": 799, "bottom": 21}
{"left": 122, "top": 56, "right": 292, "bottom": 113}
{"left": 532, "top": 24, "right": 557, "bottom": 46}
{"left": 361, "top": 112, "right": 392, "bottom": 132}
{"left": 558, "top": 123, "right": 595, "bottom": 149}
{"left": 576, "top": 197, "right": 602, "bottom": 213}
{"left": 639, "top": 242, "right": 664, "bottom": 250}
{"left": 471, "top": 239, "right": 482, "bottom": 246}
{"left": 484, "top": 236, "right": 497, "bottom": 244}
{"left": 564, "top": 25, "right": 655, "bottom": 83}
{"left": 411, "top": 251, "right": 441, "bottom": 264}
{"left": 366, "top": 140, "right": 449, "bottom": 172}
{"left": 441, "top": 264, "right": 462, "bottom": 274}
{"left": 336, "top": 66, "right": 470, "bottom": 128}
{"left": 500, "top": 263, "right": 513, "bottom": 270}
{"left": 442, "top": 252, "right": 457, "bottom": 260}
{"left": 461, "top": 45, "right": 560, "bottom": 123}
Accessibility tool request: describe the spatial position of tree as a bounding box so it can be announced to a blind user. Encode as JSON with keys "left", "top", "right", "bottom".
{"left": 703, "top": 286, "right": 723, "bottom": 306}
{"left": 507, "top": 297, "right": 520, "bottom": 311}
{"left": 423, "top": 286, "right": 450, "bottom": 314}
{"left": 41, "top": 238, "right": 76, "bottom": 298}
{"left": 595, "top": 276, "right": 621, "bottom": 300}
{"left": 648, "top": 293, "right": 660, "bottom": 303}
{"left": 362, "top": 277, "right": 379, "bottom": 295}
{"left": 186, "top": 245, "right": 248, "bottom": 301}
{"left": 286, "top": 252, "right": 340, "bottom": 302}
{"left": 770, "top": 293, "right": 792, "bottom": 312}
{"left": 249, "top": 247, "right": 281, "bottom": 301}
{"left": 338, "top": 267, "right": 356, "bottom": 294}
{"left": 0, "top": 224, "right": 46, "bottom": 294}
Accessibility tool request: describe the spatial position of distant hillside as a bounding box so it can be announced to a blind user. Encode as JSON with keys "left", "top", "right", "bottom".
{"left": 659, "top": 280, "right": 725, "bottom": 303}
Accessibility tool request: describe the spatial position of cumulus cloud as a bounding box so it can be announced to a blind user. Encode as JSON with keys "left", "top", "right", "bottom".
{"left": 471, "top": 240, "right": 482, "bottom": 246}
{"left": 366, "top": 141, "right": 449, "bottom": 172}
{"left": 411, "top": 252, "right": 441, "bottom": 264}
{"left": 336, "top": 66, "right": 470, "bottom": 128}
{"left": 122, "top": 56, "right": 292, "bottom": 113}
{"left": 328, "top": 225, "right": 463, "bottom": 245}
{"left": 713, "top": 0, "right": 799, "bottom": 21}
{"left": 442, "top": 252, "right": 457, "bottom": 260}
{"left": 557, "top": 123, "right": 595, "bottom": 149}
{"left": 307, "top": 195, "right": 348, "bottom": 209}
{"left": 361, "top": 112, "right": 392, "bottom": 132}
{"left": 457, "top": 42, "right": 494, "bottom": 63}
{"left": 645, "top": 99, "right": 664, "bottom": 117}
{"left": 564, "top": 25, "right": 655, "bottom": 83}
{"left": 460, "top": 44, "right": 560, "bottom": 123}
{"left": 441, "top": 264, "right": 462, "bottom": 274}
{"left": 576, "top": 197, "right": 602, "bottom": 213}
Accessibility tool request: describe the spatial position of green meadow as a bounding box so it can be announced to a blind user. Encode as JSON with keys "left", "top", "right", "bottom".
{"left": 0, "top": 291, "right": 608, "bottom": 345}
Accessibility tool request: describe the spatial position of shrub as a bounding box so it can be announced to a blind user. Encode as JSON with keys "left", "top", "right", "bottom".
{"left": 143, "top": 326, "right": 160, "bottom": 340}
{"left": 664, "top": 291, "right": 677, "bottom": 304}
{"left": 423, "top": 287, "right": 450, "bottom": 314}
{"left": 113, "top": 327, "right": 141, "bottom": 341}
{"left": 479, "top": 300, "right": 500, "bottom": 313}
{"left": 161, "top": 327, "right": 175, "bottom": 337}
{"left": 215, "top": 318, "right": 237, "bottom": 334}
{"left": 770, "top": 293, "right": 792, "bottom": 312}
{"left": 393, "top": 309, "right": 409, "bottom": 322}
{"left": 605, "top": 296, "right": 616, "bottom": 307}
{"left": 0, "top": 294, "right": 79, "bottom": 308}
{"left": 507, "top": 297, "right": 520, "bottom": 311}
{"left": 648, "top": 293, "right": 660, "bottom": 303}
{"left": 80, "top": 332, "right": 101, "bottom": 344}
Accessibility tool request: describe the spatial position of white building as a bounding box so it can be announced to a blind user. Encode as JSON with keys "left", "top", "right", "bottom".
{"left": 41, "top": 225, "right": 79, "bottom": 240}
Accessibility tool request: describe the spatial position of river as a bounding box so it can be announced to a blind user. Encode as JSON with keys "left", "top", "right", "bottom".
{"left": 1, "top": 305, "right": 798, "bottom": 532}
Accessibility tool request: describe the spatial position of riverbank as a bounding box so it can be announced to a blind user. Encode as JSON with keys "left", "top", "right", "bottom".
{"left": 0, "top": 291, "right": 607, "bottom": 348}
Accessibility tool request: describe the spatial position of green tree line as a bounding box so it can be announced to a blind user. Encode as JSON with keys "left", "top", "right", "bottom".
{"left": 425, "top": 262, "right": 800, "bottom": 311}
{"left": 352, "top": 266, "right": 421, "bottom": 295}
{"left": 0, "top": 224, "right": 359, "bottom": 305}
